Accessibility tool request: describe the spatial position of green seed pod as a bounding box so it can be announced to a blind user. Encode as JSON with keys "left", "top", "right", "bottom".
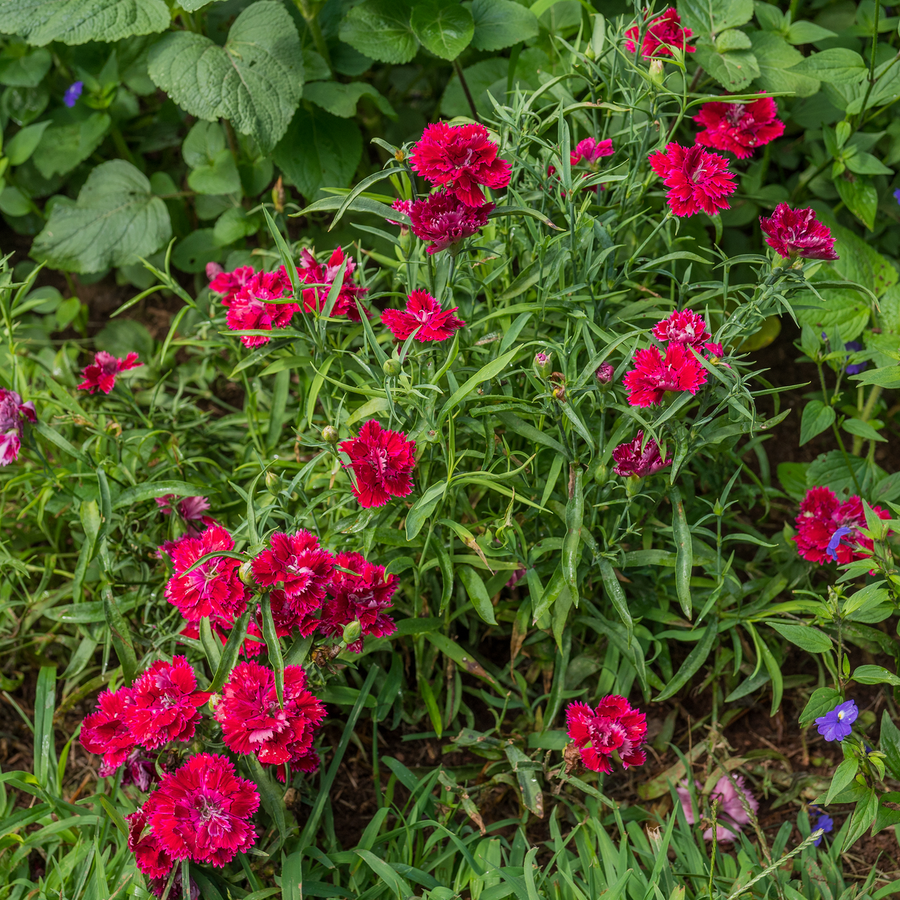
{"left": 383, "top": 358, "right": 401, "bottom": 376}
{"left": 322, "top": 425, "right": 339, "bottom": 444}
{"left": 342, "top": 620, "right": 362, "bottom": 644}
{"left": 265, "top": 470, "right": 281, "bottom": 493}
{"left": 238, "top": 560, "right": 256, "bottom": 587}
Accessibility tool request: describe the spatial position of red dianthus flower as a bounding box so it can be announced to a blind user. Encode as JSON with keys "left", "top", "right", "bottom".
{"left": 81, "top": 686, "right": 136, "bottom": 775}
{"left": 694, "top": 96, "right": 784, "bottom": 160}
{"left": 143, "top": 753, "right": 259, "bottom": 867}
{"left": 126, "top": 656, "right": 210, "bottom": 749}
{"left": 653, "top": 309, "right": 711, "bottom": 347}
{"left": 759, "top": 204, "right": 839, "bottom": 261}
{"left": 626, "top": 8, "right": 695, "bottom": 57}
{"left": 411, "top": 122, "right": 511, "bottom": 207}
{"left": 318, "top": 551, "right": 398, "bottom": 652}
{"left": 794, "top": 486, "right": 890, "bottom": 565}
{"left": 611, "top": 431, "right": 672, "bottom": 477}
{"left": 78, "top": 352, "right": 143, "bottom": 394}
{"left": 208, "top": 265, "right": 255, "bottom": 307}
{"left": 0, "top": 388, "right": 35, "bottom": 467}
{"left": 251, "top": 531, "right": 335, "bottom": 610}
{"left": 566, "top": 696, "right": 647, "bottom": 773}
{"left": 296, "top": 247, "right": 369, "bottom": 321}
{"left": 339, "top": 420, "right": 416, "bottom": 508}
{"left": 409, "top": 191, "right": 493, "bottom": 255}
{"left": 648, "top": 143, "right": 735, "bottom": 217}
{"left": 573, "top": 137, "right": 614, "bottom": 165}
{"left": 382, "top": 290, "right": 466, "bottom": 343}
{"left": 226, "top": 269, "right": 298, "bottom": 348}
{"left": 128, "top": 807, "right": 175, "bottom": 879}
{"left": 215, "top": 662, "right": 326, "bottom": 778}
{"left": 165, "top": 524, "right": 248, "bottom": 622}
{"left": 623, "top": 343, "right": 708, "bottom": 407}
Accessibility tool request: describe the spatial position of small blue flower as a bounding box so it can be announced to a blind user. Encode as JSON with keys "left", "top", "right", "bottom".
{"left": 825, "top": 526, "right": 852, "bottom": 561}
{"left": 895, "top": 188, "right": 900, "bottom": 205}
{"left": 813, "top": 810, "right": 833, "bottom": 846}
{"left": 63, "top": 81, "right": 83, "bottom": 108}
{"left": 844, "top": 340, "right": 867, "bottom": 376}
{"left": 815, "top": 699, "right": 858, "bottom": 742}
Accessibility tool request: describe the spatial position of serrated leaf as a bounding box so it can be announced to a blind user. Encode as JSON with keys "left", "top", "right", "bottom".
{"left": 679, "top": 0, "right": 753, "bottom": 37}
{"left": 148, "top": 1, "right": 303, "bottom": 150}
{"left": 835, "top": 174, "right": 877, "bottom": 231}
{"left": 806, "top": 450, "right": 871, "bottom": 497}
{"left": 32, "top": 113, "right": 110, "bottom": 178}
{"left": 411, "top": 1, "right": 474, "bottom": 60}
{"left": 714, "top": 28, "right": 751, "bottom": 50}
{"left": 32, "top": 160, "right": 171, "bottom": 274}
{"left": 795, "top": 290, "right": 872, "bottom": 342}
{"left": 273, "top": 106, "right": 362, "bottom": 200}
{"left": 0, "top": 46, "right": 51, "bottom": 86}
{"left": 789, "top": 48, "right": 867, "bottom": 84}
{"left": 339, "top": 0, "right": 419, "bottom": 64}
{"left": 750, "top": 31, "right": 820, "bottom": 97}
{"left": 799, "top": 400, "right": 836, "bottom": 445}
{"left": 303, "top": 81, "right": 396, "bottom": 119}
{"left": 471, "top": 0, "right": 538, "bottom": 50}
{"left": 696, "top": 40, "right": 759, "bottom": 90}
{"left": 0, "top": 0, "right": 170, "bottom": 46}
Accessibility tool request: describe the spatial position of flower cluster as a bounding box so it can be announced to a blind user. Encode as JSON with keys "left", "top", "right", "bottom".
{"left": 626, "top": 8, "right": 694, "bottom": 57}
{"left": 78, "top": 351, "right": 143, "bottom": 394}
{"left": 677, "top": 774, "right": 759, "bottom": 842}
{"left": 793, "top": 486, "right": 889, "bottom": 565}
{"left": 297, "top": 246, "right": 369, "bottom": 320}
{"left": 339, "top": 419, "right": 416, "bottom": 508}
{"left": 565, "top": 695, "right": 647, "bottom": 774}
{"left": 0, "top": 388, "right": 36, "bottom": 466}
{"left": 408, "top": 123, "right": 509, "bottom": 254}
{"left": 694, "top": 96, "right": 784, "bottom": 160}
{"left": 382, "top": 290, "right": 465, "bottom": 343}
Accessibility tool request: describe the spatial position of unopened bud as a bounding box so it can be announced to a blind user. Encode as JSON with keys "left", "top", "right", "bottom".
{"left": 383, "top": 358, "right": 401, "bottom": 377}
{"left": 272, "top": 176, "right": 286, "bottom": 213}
{"left": 593, "top": 462, "right": 608, "bottom": 486}
{"left": 595, "top": 363, "right": 614, "bottom": 387}
{"left": 239, "top": 561, "right": 256, "bottom": 587}
{"left": 533, "top": 351, "right": 553, "bottom": 378}
{"left": 342, "top": 620, "right": 361, "bottom": 644}
{"left": 265, "top": 470, "right": 281, "bottom": 493}
{"left": 322, "top": 425, "right": 339, "bottom": 444}
{"left": 625, "top": 475, "right": 642, "bottom": 498}
{"left": 648, "top": 59, "right": 665, "bottom": 84}
{"left": 395, "top": 148, "right": 405, "bottom": 162}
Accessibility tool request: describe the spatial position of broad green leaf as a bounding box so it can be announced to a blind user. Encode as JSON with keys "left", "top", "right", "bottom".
{"left": 806, "top": 450, "right": 871, "bottom": 497}
{"left": 825, "top": 756, "right": 859, "bottom": 805}
{"left": 768, "top": 621, "right": 832, "bottom": 652}
{"left": 714, "top": 27, "right": 751, "bottom": 50}
{"left": 4, "top": 120, "right": 48, "bottom": 165}
{"left": 32, "top": 113, "right": 110, "bottom": 178}
{"left": 750, "top": 31, "right": 820, "bottom": 97}
{"left": 786, "top": 21, "right": 836, "bottom": 44}
{"left": 0, "top": 186, "right": 31, "bottom": 216}
{"left": 851, "top": 366, "right": 900, "bottom": 389}
{"left": 799, "top": 686, "right": 842, "bottom": 726}
{"left": 853, "top": 664, "right": 900, "bottom": 687}
{"left": 835, "top": 174, "right": 877, "bottom": 231}
{"left": 471, "top": 0, "right": 539, "bottom": 50}
{"left": 173, "top": 229, "right": 223, "bottom": 273}
{"left": 829, "top": 224, "right": 898, "bottom": 297}
{"left": 32, "top": 160, "right": 171, "bottom": 274}
{"left": 795, "top": 290, "right": 871, "bottom": 343}
{"left": 799, "top": 400, "right": 836, "bottom": 445}
{"left": 843, "top": 417, "right": 886, "bottom": 442}
{"left": 696, "top": 40, "right": 759, "bottom": 91}
{"left": 339, "top": 0, "right": 419, "bottom": 64}
{"left": 148, "top": 1, "right": 303, "bottom": 150}
{"left": 458, "top": 564, "right": 498, "bottom": 625}
{"left": 842, "top": 788, "right": 878, "bottom": 851}
{"left": 273, "top": 106, "right": 362, "bottom": 200}
{"left": 678, "top": 0, "right": 753, "bottom": 37}
{"left": 880, "top": 711, "right": 900, "bottom": 780}
{"left": 789, "top": 48, "right": 867, "bottom": 84}
{"left": 0, "top": 46, "right": 51, "bottom": 86}
{"left": 303, "top": 81, "right": 396, "bottom": 119}
{"left": 411, "top": 0, "right": 474, "bottom": 60}
{"left": 183, "top": 121, "right": 241, "bottom": 195}
{"left": 214, "top": 208, "right": 259, "bottom": 246}
{"left": 0, "top": 0, "right": 170, "bottom": 45}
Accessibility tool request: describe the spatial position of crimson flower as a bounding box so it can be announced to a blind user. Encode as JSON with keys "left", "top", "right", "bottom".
{"left": 215, "top": 662, "right": 326, "bottom": 778}
{"left": 648, "top": 143, "right": 736, "bottom": 217}
{"left": 694, "top": 96, "right": 784, "bottom": 159}
{"left": 566, "top": 696, "right": 647, "bottom": 773}
{"left": 128, "top": 807, "right": 174, "bottom": 879}
{"left": 165, "top": 524, "right": 248, "bottom": 622}
{"left": 226, "top": 269, "right": 298, "bottom": 348}
{"left": 612, "top": 431, "right": 672, "bottom": 477}
{"left": 120, "top": 747, "right": 159, "bottom": 792}
{"left": 626, "top": 8, "right": 695, "bottom": 57}
{"left": 759, "top": 204, "right": 839, "bottom": 261}
{"left": 251, "top": 531, "right": 335, "bottom": 610}
{"left": 382, "top": 290, "right": 466, "bottom": 342}
{"left": 623, "top": 343, "right": 707, "bottom": 407}
{"left": 653, "top": 309, "right": 710, "bottom": 347}
{"left": 81, "top": 686, "right": 136, "bottom": 775}
{"left": 793, "top": 486, "right": 889, "bottom": 565}
{"left": 0, "top": 388, "right": 36, "bottom": 466}
{"left": 573, "top": 138, "right": 614, "bottom": 165}
{"left": 411, "top": 121, "right": 511, "bottom": 207}
{"left": 155, "top": 495, "right": 211, "bottom": 521}
{"left": 409, "top": 191, "right": 493, "bottom": 255}
{"left": 387, "top": 198, "right": 413, "bottom": 231}
{"left": 318, "top": 551, "right": 398, "bottom": 651}
{"left": 208, "top": 264, "right": 255, "bottom": 308}
{"left": 296, "top": 247, "right": 369, "bottom": 321}
{"left": 126, "top": 656, "right": 210, "bottom": 749}
{"left": 595, "top": 363, "right": 615, "bottom": 385}
{"left": 78, "top": 352, "right": 143, "bottom": 394}
{"left": 143, "top": 753, "right": 259, "bottom": 867}
{"left": 339, "top": 420, "right": 416, "bottom": 508}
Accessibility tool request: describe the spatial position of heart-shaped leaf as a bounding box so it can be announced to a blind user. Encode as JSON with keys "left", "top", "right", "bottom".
{"left": 339, "top": 0, "right": 418, "bottom": 64}
{"left": 411, "top": 1, "right": 474, "bottom": 60}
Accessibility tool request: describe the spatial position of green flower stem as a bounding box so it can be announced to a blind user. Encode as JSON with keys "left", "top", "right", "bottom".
{"left": 295, "top": 0, "right": 333, "bottom": 75}
{"left": 453, "top": 59, "right": 480, "bottom": 123}
{"left": 852, "top": 383, "right": 883, "bottom": 456}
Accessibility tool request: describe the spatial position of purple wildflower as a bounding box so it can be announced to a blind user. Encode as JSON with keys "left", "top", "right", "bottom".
{"left": 812, "top": 808, "right": 833, "bottom": 846}
{"left": 844, "top": 340, "right": 867, "bottom": 376}
{"left": 825, "top": 526, "right": 852, "bottom": 561}
{"left": 815, "top": 699, "right": 857, "bottom": 742}
{"left": 895, "top": 189, "right": 900, "bottom": 205}
{"left": 64, "top": 82, "right": 83, "bottom": 108}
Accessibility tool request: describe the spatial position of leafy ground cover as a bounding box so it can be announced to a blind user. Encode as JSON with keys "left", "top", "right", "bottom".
{"left": 3, "top": 0, "right": 900, "bottom": 898}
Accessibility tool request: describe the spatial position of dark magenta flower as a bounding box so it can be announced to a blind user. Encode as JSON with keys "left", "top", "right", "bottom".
{"left": 611, "top": 431, "right": 672, "bottom": 477}
{"left": 759, "top": 204, "right": 838, "bottom": 261}
{"left": 648, "top": 143, "right": 736, "bottom": 217}
{"left": 63, "top": 81, "right": 83, "bottom": 108}
{"left": 381, "top": 290, "right": 465, "bottom": 342}
{"left": 208, "top": 265, "right": 255, "bottom": 308}
{"left": 127, "top": 807, "right": 174, "bottom": 879}
{"left": 226, "top": 268, "right": 298, "bottom": 347}
{"left": 625, "top": 8, "right": 695, "bottom": 57}
{"left": 411, "top": 122, "right": 511, "bottom": 207}
{"left": 565, "top": 696, "right": 647, "bottom": 774}
{"left": 623, "top": 343, "right": 707, "bottom": 407}
{"left": 652, "top": 309, "right": 710, "bottom": 347}
{"left": 296, "top": 247, "right": 369, "bottom": 321}
{"left": 339, "top": 420, "right": 416, "bottom": 508}
{"left": 816, "top": 699, "right": 858, "bottom": 742}
{"left": 595, "top": 363, "right": 615, "bottom": 385}
{"left": 409, "top": 191, "right": 493, "bottom": 255}
{"left": 0, "top": 388, "right": 35, "bottom": 466}
{"left": 155, "top": 495, "right": 211, "bottom": 521}
{"left": 78, "top": 352, "right": 143, "bottom": 394}
{"left": 693, "top": 97, "right": 784, "bottom": 160}
{"left": 677, "top": 775, "right": 759, "bottom": 842}
{"left": 573, "top": 137, "right": 614, "bottom": 165}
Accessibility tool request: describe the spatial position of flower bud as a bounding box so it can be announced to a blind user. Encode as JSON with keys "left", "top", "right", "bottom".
{"left": 593, "top": 462, "right": 608, "bottom": 486}
{"left": 533, "top": 351, "right": 553, "bottom": 378}
{"left": 595, "top": 363, "right": 614, "bottom": 388}
{"left": 625, "top": 475, "right": 643, "bottom": 498}
{"left": 271, "top": 176, "right": 285, "bottom": 214}
{"left": 265, "top": 470, "right": 281, "bottom": 493}
{"left": 238, "top": 561, "right": 256, "bottom": 587}
{"left": 383, "top": 358, "right": 401, "bottom": 377}
{"left": 322, "top": 425, "right": 339, "bottom": 444}
{"left": 648, "top": 59, "right": 665, "bottom": 84}
{"left": 342, "top": 620, "right": 361, "bottom": 644}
